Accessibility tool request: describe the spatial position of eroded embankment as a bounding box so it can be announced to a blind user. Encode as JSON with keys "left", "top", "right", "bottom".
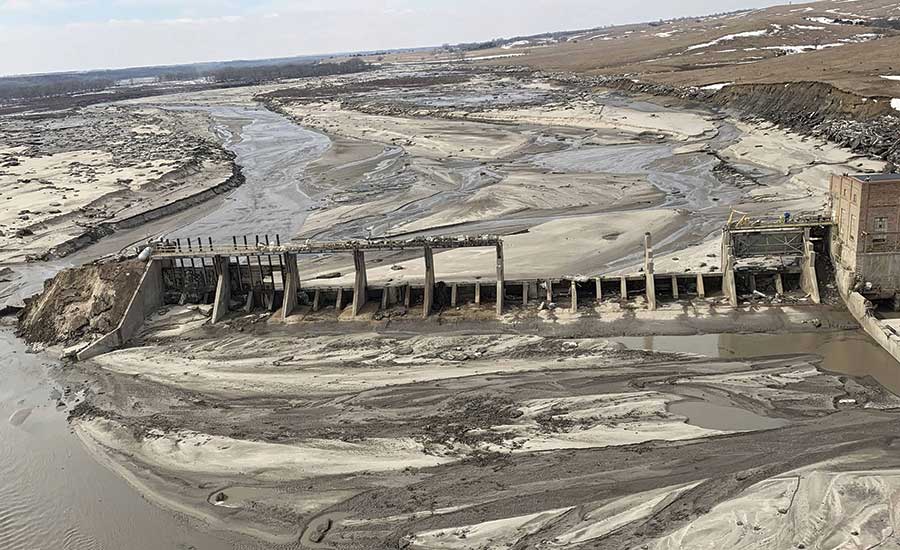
{"left": 42, "top": 161, "right": 245, "bottom": 262}
{"left": 546, "top": 72, "right": 900, "bottom": 168}
{"left": 17, "top": 260, "right": 143, "bottom": 346}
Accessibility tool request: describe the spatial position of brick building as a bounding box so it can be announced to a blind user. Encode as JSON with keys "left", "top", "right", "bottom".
{"left": 831, "top": 173, "right": 900, "bottom": 290}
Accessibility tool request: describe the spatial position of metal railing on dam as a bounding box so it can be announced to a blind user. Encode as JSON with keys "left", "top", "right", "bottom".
{"left": 76, "top": 227, "right": 826, "bottom": 361}
{"left": 151, "top": 235, "right": 503, "bottom": 258}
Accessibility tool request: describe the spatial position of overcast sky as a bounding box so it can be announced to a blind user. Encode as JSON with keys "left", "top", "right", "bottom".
{"left": 0, "top": 0, "right": 786, "bottom": 76}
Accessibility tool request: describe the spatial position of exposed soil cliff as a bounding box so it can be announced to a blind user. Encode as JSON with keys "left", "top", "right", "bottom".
{"left": 17, "top": 260, "right": 143, "bottom": 345}
{"left": 547, "top": 71, "right": 900, "bottom": 168}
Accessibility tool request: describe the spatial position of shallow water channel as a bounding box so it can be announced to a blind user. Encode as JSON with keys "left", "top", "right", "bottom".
{"left": 0, "top": 329, "right": 248, "bottom": 550}
{"left": 167, "top": 105, "right": 330, "bottom": 241}
{"left": 2, "top": 101, "right": 899, "bottom": 547}
{"left": 612, "top": 330, "right": 900, "bottom": 393}
{"left": 614, "top": 331, "right": 900, "bottom": 431}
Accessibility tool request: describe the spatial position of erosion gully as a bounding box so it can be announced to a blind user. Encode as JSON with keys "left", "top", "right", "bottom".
{"left": 1, "top": 96, "right": 897, "bottom": 549}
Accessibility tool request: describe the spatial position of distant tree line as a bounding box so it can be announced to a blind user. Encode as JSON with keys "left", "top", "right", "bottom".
{"left": 0, "top": 59, "right": 372, "bottom": 102}
{"left": 0, "top": 75, "right": 115, "bottom": 102}
{"left": 455, "top": 39, "right": 506, "bottom": 52}
{"left": 160, "top": 58, "right": 372, "bottom": 85}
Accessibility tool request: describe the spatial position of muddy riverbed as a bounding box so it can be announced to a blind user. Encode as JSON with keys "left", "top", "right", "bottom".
{"left": 62, "top": 315, "right": 900, "bottom": 549}
{"left": 3, "top": 65, "right": 899, "bottom": 549}
{"left": 0, "top": 326, "right": 251, "bottom": 550}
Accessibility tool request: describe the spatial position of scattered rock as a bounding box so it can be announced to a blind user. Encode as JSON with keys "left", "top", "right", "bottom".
{"left": 8, "top": 408, "right": 32, "bottom": 427}
{"left": 308, "top": 517, "right": 332, "bottom": 543}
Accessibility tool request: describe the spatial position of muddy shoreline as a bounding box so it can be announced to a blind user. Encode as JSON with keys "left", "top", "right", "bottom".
{"left": 59, "top": 309, "right": 900, "bottom": 548}
{"left": 5, "top": 63, "right": 900, "bottom": 550}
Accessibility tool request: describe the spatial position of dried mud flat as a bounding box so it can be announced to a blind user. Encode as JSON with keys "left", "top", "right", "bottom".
{"left": 7, "top": 59, "right": 900, "bottom": 550}
{"left": 253, "top": 66, "right": 882, "bottom": 285}
{"left": 46, "top": 306, "right": 899, "bottom": 549}
{"left": 0, "top": 104, "right": 235, "bottom": 264}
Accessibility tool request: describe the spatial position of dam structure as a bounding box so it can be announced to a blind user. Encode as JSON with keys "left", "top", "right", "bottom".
{"left": 145, "top": 234, "right": 731, "bottom": 320}
{"left": 76, "top": 223, "right": 829, "bottom": 360}
{"left": 721, "top": 214, "right": 832, "bottom": 307}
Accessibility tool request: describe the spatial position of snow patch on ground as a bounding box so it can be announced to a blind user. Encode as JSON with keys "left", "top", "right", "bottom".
{"left": 686, "top": 29, "right": 769, "bottom": 51}
{"left": 806, "top": 16, "right": 840, "bottom": 25}
{"left": 892, "top": 99, "right": 900, "bottom": 112}
{"left": 741, "top": 43, "right": 845, "bottom": 55}
{"left": 501, "top": 40, "right": 530, "bottom": 49}
{"left": 767, "top": 43, "right": 844, "bottom": 54}
{"left": 701, "top": 82, "right": 734, "bottom": 91}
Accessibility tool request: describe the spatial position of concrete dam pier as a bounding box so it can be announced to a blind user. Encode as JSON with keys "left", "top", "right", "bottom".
{"left": 75, "top": 220, "right": 831, "bottom": 360}
{"left": 152, "top": 234, "right": 727, "bottom": 321}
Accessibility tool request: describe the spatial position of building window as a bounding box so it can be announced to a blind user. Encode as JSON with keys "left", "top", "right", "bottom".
{"left": 874, "top": 217, "right": 888, "bottom": 233}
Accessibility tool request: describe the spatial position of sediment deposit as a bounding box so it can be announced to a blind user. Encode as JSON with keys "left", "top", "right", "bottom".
{"left": 61, "top": 312, "right": 900, "bottom": 548}
{"left": 0, "top": 104, "right": 237, "bottom": 263}
{"left": 6, "top": 50, "right": 900, "bottom": 550}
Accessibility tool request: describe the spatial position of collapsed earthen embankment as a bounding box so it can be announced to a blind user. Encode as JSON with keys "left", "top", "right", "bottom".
{"left": 711, "top": 82, "right": 899, "bottom": 164}
{"left": 544, "top": 71, "right": 900, "bottom": 168}
{"left": 41, "top": 161, "right": 245, "bottom": 261}
{"left": 17, "top": 260, "right": 143, "bottom": 345}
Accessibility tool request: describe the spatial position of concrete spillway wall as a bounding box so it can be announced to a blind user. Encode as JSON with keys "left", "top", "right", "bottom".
{"left": 834, "top": 262, "right": 900, "bottom": 365}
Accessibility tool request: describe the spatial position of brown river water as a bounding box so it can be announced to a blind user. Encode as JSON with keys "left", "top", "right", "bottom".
{"left": 1, "top": 102, "right": 899, "bottom": 548}
{"left": 0, "top": 328, "right": 245, "bottom": 550}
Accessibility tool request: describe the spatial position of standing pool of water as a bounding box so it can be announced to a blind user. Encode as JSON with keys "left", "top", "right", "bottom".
{"left": 0, "top": 328, "right": 249, "bottom": 550}
{"left": 613, "top": 330, "right": 900, "bottom": 395}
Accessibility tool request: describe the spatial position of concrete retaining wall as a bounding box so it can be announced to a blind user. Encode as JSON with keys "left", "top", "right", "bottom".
{"left": 835, "top": 262, "right": 900, "bottom": 365}
{"left": 110, "top": 166, "right": 244, "bottom": 231}
{"left": 856, "top": 253, "right": 900, "bottom": 290}
{"left": 77, "top": 259, "right": 164, "bottom": 360}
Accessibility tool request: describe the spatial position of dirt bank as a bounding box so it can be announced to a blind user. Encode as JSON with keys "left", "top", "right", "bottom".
{"left": 546, "top": 72, "right": 900, "bottom": 169}
{"left": 17, "top": 259, "right": 143, "bottom": 346}
{"left": 0, "top": 104, "right": 238, "bottom": 263}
